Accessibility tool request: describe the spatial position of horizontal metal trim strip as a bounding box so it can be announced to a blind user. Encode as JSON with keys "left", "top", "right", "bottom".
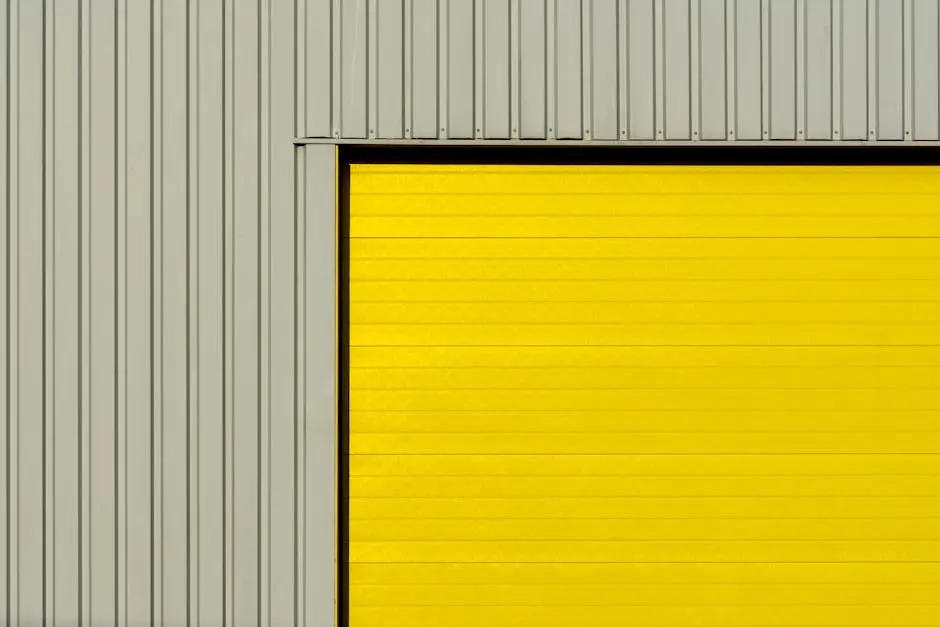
{"left": 298, "top": 137, "right": 940, "bottom": 146}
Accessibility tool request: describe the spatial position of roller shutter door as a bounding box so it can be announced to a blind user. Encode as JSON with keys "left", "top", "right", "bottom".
{"left": 348, "top": 165, "right": 940, "bottom": 627}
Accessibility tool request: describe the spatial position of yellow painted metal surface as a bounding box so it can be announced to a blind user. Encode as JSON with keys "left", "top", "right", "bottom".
{"left": 348, "top": 165, "right": 940, "bottom": 626}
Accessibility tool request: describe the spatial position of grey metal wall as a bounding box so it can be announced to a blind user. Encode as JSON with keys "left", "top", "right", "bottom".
{"left": 1, "top": 1, "right": 335, "bottom": 626}
{"left": 303, "top": 0, "right": 940, "bottom": 142}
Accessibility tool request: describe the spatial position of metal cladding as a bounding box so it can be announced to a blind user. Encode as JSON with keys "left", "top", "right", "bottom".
{"left": 305, "top": 0, "right": 940, "bottom": 142}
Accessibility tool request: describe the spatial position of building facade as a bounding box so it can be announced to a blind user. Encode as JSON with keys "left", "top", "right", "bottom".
{"left": 3, "top": 1, "right": 940, "bottom": 626}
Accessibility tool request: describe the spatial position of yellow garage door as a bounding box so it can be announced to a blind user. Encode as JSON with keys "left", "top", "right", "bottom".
{"left": 348, "top": 165, "right": 940, "bottom": 627}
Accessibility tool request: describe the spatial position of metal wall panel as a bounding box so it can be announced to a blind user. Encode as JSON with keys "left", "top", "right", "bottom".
{"left": 842, "top": 0, "right": 870, "bottom": 139}
{"left": 484, "top": 0, "right": 512, "bottom": 138}
{"left": 0, "top": 0, "right": 8, "bottom": 619}
{"left": 340, "top": 0, "right": 369, "bottom": 138}
{"left": 735, "top": 0, "right": 764, "bottom": 139}
{"left": 769, "top": 0, "right": 797, "bottom": 139}
{"left": 376, "top": 0, "right": 405, "bottom": 138}
{"left": 411, "top": 0, "right": 440, "bottom": 138}
{"left": 877, "top": 0, "right": 905, "bottom": 139}
{"left": 303, "top": 0, "right": 940, "bottom": 142}
{"left": 555, "top": 0, "right": 583, "bottom": 138}
{"left": 700, "top": 0, "right": 728, "bottom": 139}
{"left": 589, "top": 0, "right": 620, "bottom": 140}
{"left": 664, "top": 0, "right": 692, "bottom": 140}
{"left": 449, "top": 0, "right": 476, "bottom": 138}
{"left": 628, "top": 0, "right": 656, "bottom": 139}
{"left": 520, "top": 0, "right": 547, "bottom": 138}
{"left": 0, "top": 1, "right": 333, "bottom": 626}
{"left": 306, "top": 0, "right": 333, "bottom": 137}
{"left": 913, "top": 0, "right": 940, "bottom": 139}
{"left": 806, "top": 0, "right": 834, "bottom": 139}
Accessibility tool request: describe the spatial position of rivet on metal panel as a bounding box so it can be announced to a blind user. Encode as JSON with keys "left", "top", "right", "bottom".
{"left": 834, "top": 129, "right": 839, "bottom": 135}
{"left": 728, "top": 129, "right": 735, "bottom": 137}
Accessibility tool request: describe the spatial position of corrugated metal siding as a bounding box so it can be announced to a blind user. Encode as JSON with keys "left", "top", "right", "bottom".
{"left": 1, "top": 2, "right": 334, "bottom": 626}
{"left": 303, "top": 0, "right": 940, "bottom": 142}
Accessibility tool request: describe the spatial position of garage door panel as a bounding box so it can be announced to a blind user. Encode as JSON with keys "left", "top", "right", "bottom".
{"left": 352, "top": 279, "right": 940, "bottom": 302}
{"left": 350, "top": 540, "right": 940, "bottom": 563}
{"left": 351, "top": 215, "right": 940, "bottom": 238}
{"left": 350, "top": 391, "right": 940, "bottom": 413}
{"left": 350, "top": 453, "right": 940, "bottom": 475}
{"left": 349, "top": 562, "right": 940, "bottom": 584}
{"left": 352, "top": 302, "right": 940, "bottom": 324}
{"left": 351, "top": 323, "right": 940, "bottom": 346}
{"left": 351, "top": 258, "right": 940, "bottom": 281}
{"left": 350, "top": 346, "right": 940, "bottom": 368}
{"left": 349, "top": 497, "right": 940, "bottom": 520}
{"left": 350, "top": 518, "right": 940, "bottom": 542}
{"left": 349, "top": 165, "right": 940, "bottom": 195}
{"left": 348, "top": 164, "right": 940, "bottom": 626}
{"left": 352, "top": 192, "right": 940, "bottom": 217}
{"left": 350, "top": 410, "right": 940, "bottom": 433}
{"left": 352, "top": 237, "right": 940, "bottom": 259}
{"left": 352, "top": 432, "right": 940, "bottom": 454}
{"left": 351, "top": 582, "right": 940, "bottom": 606}
{"left": 351, "top": 366, "right": 940, "bottom": 391}
{"left": 350, "top": 605, "right": 940, "bottom": 627}
{"left": 350, "top": 475, "right": 940, "bottom": 498}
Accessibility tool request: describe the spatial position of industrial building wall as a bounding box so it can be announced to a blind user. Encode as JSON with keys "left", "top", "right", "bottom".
{"left": 1, "top": 1, "right": 335, "bottom": 626}
{"left": 4, "top": 0, "right": 940, "bottom": 626}
{"left": 303, "top": 0, "right": 940, "bottom": 142}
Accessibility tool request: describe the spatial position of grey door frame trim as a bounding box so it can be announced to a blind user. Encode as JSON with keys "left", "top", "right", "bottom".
{"left": 296, "top": 137, "right": 940, "bottom": 146}
{"left": 300, "top": 144, "right": 339, "bottom": 627}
